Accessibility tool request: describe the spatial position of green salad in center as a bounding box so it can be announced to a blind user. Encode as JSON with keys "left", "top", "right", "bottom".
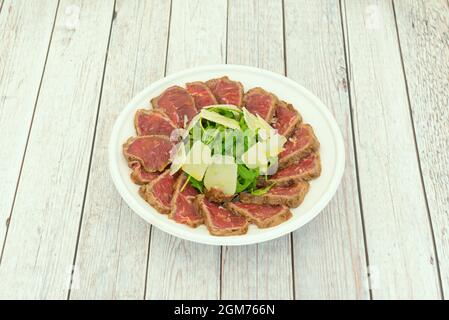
{"left": 169, "top": 105, "right": 287, "bottom": 196}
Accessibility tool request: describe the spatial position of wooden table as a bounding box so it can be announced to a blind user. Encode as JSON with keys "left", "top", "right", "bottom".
{"left": 0, "top": 0, "right": 448, "bottom": 300}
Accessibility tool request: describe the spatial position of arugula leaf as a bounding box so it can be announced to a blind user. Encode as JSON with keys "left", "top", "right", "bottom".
{"left": 218, "top": 110, "right": 235, "bottom": 119}
{"left": 207, "top": 106, "right": 242, "bottom": 120}
{"left": 202, "top": 128, "right": 220, "bottom": 145}
{"left": 250, "top": 182, "right": 276, "bottom": 196}
{"left": 182, "top": 107, "right": 277, "bottom": 195}
{"left": 236, "top": 180, "right": 252, "bottom": 193}
{"left": 236, "top": 165, "right": 259, "bottom": 193}
{"left": 239, "top": 116, "right": 248, "bottom": 131}
{"left": 237, "top": 164, "right": 254, "bottom": 179}
{"left": 186, "top": 175, "right": 204, "bottom": 193}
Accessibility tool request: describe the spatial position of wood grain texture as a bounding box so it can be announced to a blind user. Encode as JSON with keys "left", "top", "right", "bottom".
{"left": 0, "top": 0, "right": 115, "bottom": 299}
{"left": 222, "top": 0, "right": 293, "bottom": 299}
{"left": 0, "top": 0, "right": 58, "bottom": 263}
{"left": 145, "top": 0, "right": 226, "bottom": 300}
{"left": 342, "top": 0, "right": 441, "bottom": 299}
{"left": 284, "top": 0, "right": 369, "bottom": 300}
{"left": 393, "top": 0, "right": 449, "bottom": 297}
{"left": 69, "top": 0, "right": 171, "bottom": 300}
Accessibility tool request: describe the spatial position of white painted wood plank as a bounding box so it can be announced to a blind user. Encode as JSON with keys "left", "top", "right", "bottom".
{"left": 0, "top": 0, "right": 58, "bottom": 263}
{"left": 222, "top": 0, "right": 293, "bottom": 299}
{"left": 284, "top": 0, "right": 369, "bottom": 299}
{"left": 145, "top": 0, "right": 226, "bottom": 300}
{"left": 393, "top": 0, "right": 449, "bottom": 297}
{"left": 342, "top": 0, "right": 441, "bottom": 299}
{"left": 0, "top": 0, "right": 115, "bottom": 299}
{"left": 69, "top": 0, "right": 171, "bottom": 300}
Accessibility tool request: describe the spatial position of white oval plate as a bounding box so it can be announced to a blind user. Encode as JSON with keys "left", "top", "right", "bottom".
{"left": 109, "top": 65, "right": 345, "bottom": 246}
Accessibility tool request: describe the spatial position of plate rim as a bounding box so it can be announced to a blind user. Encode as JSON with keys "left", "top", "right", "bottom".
{"left": 108, "top": 64, "right": 345, "bottom": 246}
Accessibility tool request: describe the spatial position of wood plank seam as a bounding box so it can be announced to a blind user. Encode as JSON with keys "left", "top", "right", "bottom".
{"left": 65, "top": 0, "right": 117, "bottom": 299}
{"left": 391, "top": 0, "right": 445, "bottom": 298}
{"left": 281, "top": 0, "right": 296, "bottom": 300}
{"left": 128, "top": 1, "right": 170, "bottom": 298}
{"left": 67, "top": 0, "right": 170, "bottom": 299}
{"left": 338, "top": 0, "right": 373, "bottom": 299}
{"left": 143, "top": 0, "right": 173, "bottom": 300}
{"left": 223, "top": 0, "right": 293, "bottom": 299}
{"left": 0, "top": 0, "right": 61, "bottom": 265}
{"left": 341, "top": 0, "right": 442, "bottom": 298}
{"left": 128, "top": 2, "right": 159, "bottom": 298}
{"left": 284, "top": 0, "right": 369, "bottom": 299}
{"left": 219, "top": 0, "right": 230, "bottom": 300}
{"left": 142, "top": 228, "right": 152, "bottom": 299}
{"left": 392, "top": 0, "right": 449, "bottom": 297}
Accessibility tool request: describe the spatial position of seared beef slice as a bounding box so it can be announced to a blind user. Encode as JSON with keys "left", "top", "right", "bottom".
{"left": 186, "top": 81, "right": 217, "bottom": 110}
{"left": 134, "top": 109, "right": 177, "bottom": 136}
{"left": 243, "top": 87, "right": 278, "bottom": 122}
{"left": 205, "top": 187, "right": 234, "bottom": 203}
{"left": 129, "top": 161, "right": 160, "bottom": 185}
{"left": 123, "top": 135, "right": 174, "bottom": 172}
{"left": 271, "top": 101, "right": 302, "bottom": 137}
{"left": 264, "top": 152, "right": 321, "bottom": 187}
{"left": 195, "top": 195, "right": 248, "bottom": 236}
{"left": 139, "top": 171, "right": 176, "bottom": 214}
{"left": 240, "top": 181, "right": 309, "bottom": 208}
{"left": 206, "top": 76, "right": 244, "bottom": 107}
{"left": 170, "top": 175, "right": 203, "bottom": 227}
{"left": 227, "top": 202, "right": 292, "bottom": 228}
{"left": 151, "top": 85, "right": 197, "bottom": 127}
{"left": 278, "top": 124, "right": 319, "bottom": 169}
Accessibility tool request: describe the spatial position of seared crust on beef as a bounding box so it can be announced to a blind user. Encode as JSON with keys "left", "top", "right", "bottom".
{"left": 271, "top": 101, "right": 302, "bottom": 137}
{"left": 169, "top": 175, "right": 203, "bottom": 228}
{"left": 139, "top": 185, "right": 170, "bottom": 215}
{"left": 195, "top": 195, "right": 248, "bottom": 236}
{"left": 260, "top": 152, "right": 321, "bottom": 187}
{"left": 139, "top": 171, "right": 175, "bottom": 215}
{"left": 239, "top": 182, "right": 310, "bottom": 208}
{"left": 206, "top": 76, "right": 244, "bottom": 107}
{"left": 186, "top": 81, "right": 218, "bottom": 110}
{"left": 130, "top": 161, "right": 160, "bottom": 185}
{"left": 226, "top": 202, "right": 292, "bottom": 228}
{"left": 243, "top": 87, "right": 278, "bottom": 122}
{"left": 123, "top": 135, "right": 173, "bottom": 172}
{"left": 204, "top": 187, "right": 234, "bottom": 203}
{"left": 134, "top": 109, "right": 177, "bottom": 136}
{"left": 278, "top": 124, "right": 319, "bottom": 169}
{"left": 150, "top": 85, "right": 197, "bottom": 127}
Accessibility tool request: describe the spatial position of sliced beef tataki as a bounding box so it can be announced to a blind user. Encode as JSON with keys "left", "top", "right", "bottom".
{"left": 129, "top": 161, "right": 160, "bottom": 185}
{"left": 134, "top": 109, "right": 177, "bottom": 137}
{"left": 227, "top": 202, "right": 292, "bottom": 228}
{"left": 239, "top": 181, "right": 309, "bottom": 208}
{"left": 139, "top": 171, "right": 177, "bottom": 214}
{"left": 186, "top": 81, "right": 217, "bottom": 110}
{"left": 271, "top": 101, "right": 302, "bottom": 137}
{"left": 243, "top": 87, "right": 278, "bottom": 122}
{"left": 123, "top": 135, "right": 174, "bottom": 172}
{"left": 151, "top": 85, "right": 197, "bottom": 127}
{"left": 170, "top": 175, "right": 203, "bottom": 227}
{"left": 195, "top": 195, "right": 248, "bottom": 236}
{"left": 204, "top": 187, "right": 234, "bottom": 203}
{"left": 278, "top": 124, "right": 319, "bottom": 169}
{"left": 261, "top": 152, "right": 321, "bottom": 187}
{"left": 206, "top": 76, "right": 244, "bottom": 107}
